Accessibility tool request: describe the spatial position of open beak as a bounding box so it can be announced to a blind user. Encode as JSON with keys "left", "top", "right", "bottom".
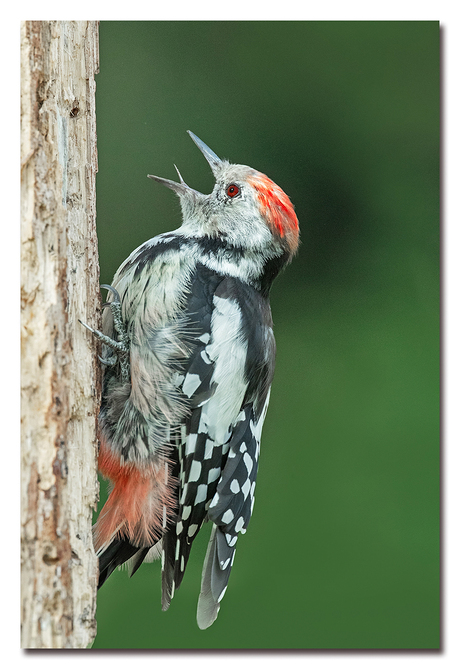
{"left": 148, "top": 131, "right": 223, "bottom": 193}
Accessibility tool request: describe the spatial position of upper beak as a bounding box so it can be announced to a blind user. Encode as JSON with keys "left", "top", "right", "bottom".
{"left": 148, "top": 131, "right": 222, "bottom": 193}
{"left": 187, "top": 130, "right": 222, "bottom": 176}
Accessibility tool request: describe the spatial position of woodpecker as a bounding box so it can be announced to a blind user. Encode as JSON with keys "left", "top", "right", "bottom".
{"left": 89, "top": 131, "right": 299, "bottom": 629}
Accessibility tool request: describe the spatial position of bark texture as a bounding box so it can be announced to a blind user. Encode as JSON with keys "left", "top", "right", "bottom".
{"left": 21, "top": 21, "right": 100, "bottom": 648}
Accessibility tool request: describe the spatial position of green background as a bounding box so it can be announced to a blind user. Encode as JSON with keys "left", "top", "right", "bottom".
{"left": 93, "top": 21, "right": 439, "bottom": 649}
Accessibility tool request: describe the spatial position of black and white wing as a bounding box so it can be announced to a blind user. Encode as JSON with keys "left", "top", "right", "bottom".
{"left": 161, "top": 265, "right": 275, "bottom": 629}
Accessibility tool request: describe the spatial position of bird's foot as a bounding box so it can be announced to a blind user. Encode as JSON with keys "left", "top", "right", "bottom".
{"left": 79, "top": 284, "right": 130, "bottom": 383}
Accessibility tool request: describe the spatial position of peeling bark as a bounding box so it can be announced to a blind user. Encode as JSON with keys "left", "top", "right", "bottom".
{"left": 21, "top": 21, "right": 100, "bottom": 649}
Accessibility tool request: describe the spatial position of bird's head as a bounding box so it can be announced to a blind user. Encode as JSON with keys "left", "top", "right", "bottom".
{"left": 148, "top": 131, "right": 299, "bottom": 261}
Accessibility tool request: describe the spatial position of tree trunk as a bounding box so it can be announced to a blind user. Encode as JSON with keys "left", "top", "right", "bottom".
{"left": 21, "top": 21, "right": 100, "bottom": 649}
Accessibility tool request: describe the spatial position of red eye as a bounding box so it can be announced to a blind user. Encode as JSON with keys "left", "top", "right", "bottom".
{"left": 227, "top": 184, "right": 240, "bottom": 198}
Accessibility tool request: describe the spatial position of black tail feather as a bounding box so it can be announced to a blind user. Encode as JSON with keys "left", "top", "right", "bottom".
{"left": 161, "top": 530, "right": 175, "bottom": 610}
{"left": 98, "top": 538, "right": 142, "bottom": 588}
{"left": 129, "top": 547, "right": 151, "bottom": 578}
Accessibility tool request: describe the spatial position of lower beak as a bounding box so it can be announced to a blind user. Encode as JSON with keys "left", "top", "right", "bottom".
{"left": 148, "top": 165, "right": 203, "bottom": 197}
